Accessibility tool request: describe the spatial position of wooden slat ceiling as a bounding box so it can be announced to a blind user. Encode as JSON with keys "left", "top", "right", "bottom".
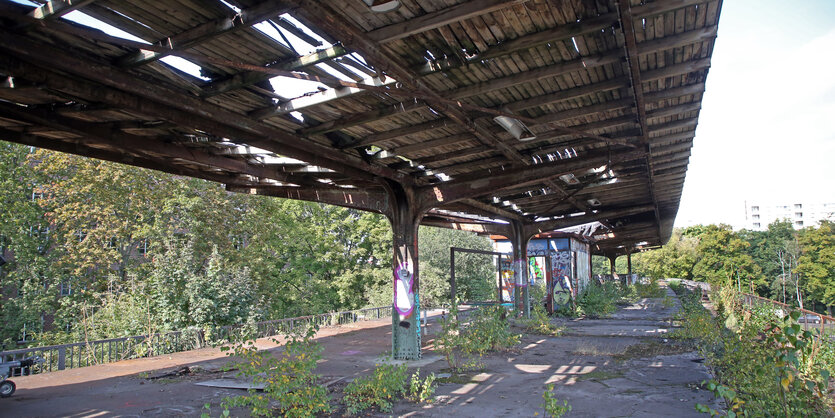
{"left": 0, "top": 0, "right": 722, "bottom": 255}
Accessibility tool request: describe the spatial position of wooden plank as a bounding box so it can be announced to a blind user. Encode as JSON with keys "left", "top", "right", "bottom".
{"left": 117, "top": 0, "right": 291, "bottom": 67}
{"left": 367, "top": 0, "right": 526, "bottom": 43}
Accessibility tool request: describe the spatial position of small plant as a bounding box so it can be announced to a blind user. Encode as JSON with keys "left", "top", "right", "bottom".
{"left": 220, "top": 325, "right": 331, "bottom": 417}
{"left": 407, "top": 369, "right": 436, "bottom": 404}
{"left": 343, "top": 363, "right": 408, "bottom": 414}
{"left": 541, "top": 383, "right": 571, "bottom": 417}
{"left": 695, "top": 380, "right": 747, "bottom": 417}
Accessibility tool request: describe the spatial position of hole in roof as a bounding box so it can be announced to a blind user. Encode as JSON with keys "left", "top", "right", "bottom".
{"left": 570, "top": 37, "right": 581, "bottom": 54}
{"left": 289, "top": 111, "right": 304, "bottom": 123}
{"left": 642, "top": 18, "right": 647, "bottom": 30}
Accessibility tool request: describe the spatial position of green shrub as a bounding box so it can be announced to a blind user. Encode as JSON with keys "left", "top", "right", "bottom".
{"left": 343, "top": 363, "right": 408, "bottom": 414}
{"left": 577, "top": 282, "right": 619, "bottom": 318}
{"left": 633, "top": 278, "right": 666, "bottom": 298}
{"left": 435, "top": 304, "right": 520, "bottom": 371}
{"left": 672, "top": 286, "right": 833, "bottom": 416}
{"left": 221, "top": 326, "right": 330, "bottom": 417}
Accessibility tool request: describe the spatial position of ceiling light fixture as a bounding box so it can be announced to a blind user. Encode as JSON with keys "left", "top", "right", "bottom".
{"left": 493, "top": 109, "right": 536, "bottom": 142}
{"left": 363, "top": 0, "right": 401, "bottom": 12}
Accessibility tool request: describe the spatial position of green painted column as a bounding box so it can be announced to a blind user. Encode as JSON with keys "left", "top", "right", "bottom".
{"left": 387, "top": 183, "right": 423, "bottom": 360}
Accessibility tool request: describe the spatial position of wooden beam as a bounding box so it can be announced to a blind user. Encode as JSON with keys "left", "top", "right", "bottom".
{"left": 526, "top": 204, "right": 655, "bottom": 236}
{"left": 298, "top": 99, "right": 426, "bottom": 136}
{"left": 250, "top": 75, "right": 396, "bottom": 119}
{"left": 0, "top": 37, "right": 409, "bottom": 183}
{"left": 344, "top": 118, "right": 456, "bottom": 149}
{"left": 0, "top": 127, "right": 248, "bottom": 186}
{"left": 226, "top": 185, "right": 391, "bottom": 215}
{"left": 0, "top": 102, "right": 293, "bottom": 183}
{"left": 447, "top": 52, "right": 622, "bottom": 100}
{"left": 202, "top": 44, "right": 350, "bottom": 98}
{"left": 116, "top": 0, "right": 293, "bottom": 67}
{"left": 389, "top": 133, "right": 475, "bottom": 156}
{"left": 446, "top": 29, "right": 714, "bottom": 101}
{"left": 479, "top": 13, "right": 616, "bottom": 60}
{"left": 416, "top": 149, "right": 646, "bottom": 209}
{"left": 367, "top": 0, "right": 526, "bottom": 43}
{"left": 30, "top": 0, "right": 97, "bottom": 20}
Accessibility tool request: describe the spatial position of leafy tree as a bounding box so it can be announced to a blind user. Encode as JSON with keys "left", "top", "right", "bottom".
{"left": 0, "top": 142, "right": 56, "bottom": 347}
{"left": 796, "top": 221, "right": 835, "bottom": 314}
{"left": 688, "top": 224, "right": 762, "bottom": 290}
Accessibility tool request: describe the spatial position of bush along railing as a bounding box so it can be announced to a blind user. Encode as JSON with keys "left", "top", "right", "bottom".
{"left": 0, "top": 305, "right": 393, "bottom": 377}
{"left": 739, "top": 292, "right": 834, "bottom": 335}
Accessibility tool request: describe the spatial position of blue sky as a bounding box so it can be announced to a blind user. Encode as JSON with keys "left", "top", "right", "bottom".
{"left": 675, "top": 0, "right": 835, "bottom": 227}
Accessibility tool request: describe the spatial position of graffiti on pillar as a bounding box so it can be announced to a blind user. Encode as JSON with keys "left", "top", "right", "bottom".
{"left": 500, "top": 259, "right": 514, "bottom": 303}
{"left": 394, "top": 261, "right": 415, "bottom": 316}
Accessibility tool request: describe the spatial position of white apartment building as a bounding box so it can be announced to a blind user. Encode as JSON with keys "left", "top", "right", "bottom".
{"left": 744, "top": 201, "right": 835, "bottom": 230}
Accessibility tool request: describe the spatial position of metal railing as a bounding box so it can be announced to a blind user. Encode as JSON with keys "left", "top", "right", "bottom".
{"left": 739, "top": 293, "right": 834, "bottom": 335}
{"left": 0, "top": 305, "right": 393, "bottom": 377}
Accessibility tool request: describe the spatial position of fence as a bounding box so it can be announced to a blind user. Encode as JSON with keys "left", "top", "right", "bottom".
{"left": 739, "top": 293, "right": 834, "bottom": 335}
{"left": 0, "top": 305, "right": 393, "bottom": 377}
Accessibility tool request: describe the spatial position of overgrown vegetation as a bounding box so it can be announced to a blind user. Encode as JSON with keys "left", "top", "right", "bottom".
{"left": 341, "top": 364, "right": 435, "bottom": 414}
{"left": 0, "top": 143, "right": 496, "bottom": 348}
{"left": 221, "top": 326, "right": 330, "bottom": 417}
{"left": 435, "top": 304, "right": 520, "bottom": 371}
{"left": 671, "top": 285, "right": 834, "bottom": 416}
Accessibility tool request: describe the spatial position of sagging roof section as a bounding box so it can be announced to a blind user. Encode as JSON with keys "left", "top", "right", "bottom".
{"left": 0, "top": 0, "right": 722, "bottom": 255}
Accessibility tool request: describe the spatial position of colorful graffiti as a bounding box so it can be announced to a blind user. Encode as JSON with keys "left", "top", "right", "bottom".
{"left": 500, "top": 259, "right": 514, "bottom": 303}
{"left": 394, "top": 261, "right": 415, "bottom": 316}
{"left": 550, "top": 251, "right": 573, "bottom": 310}
{"left": 529, "top": 256, "right": 545, "bottom": 285}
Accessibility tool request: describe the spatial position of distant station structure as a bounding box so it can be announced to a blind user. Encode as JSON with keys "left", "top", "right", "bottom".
{"left": 0, "top": 0, "right": 721, "bottom": 359}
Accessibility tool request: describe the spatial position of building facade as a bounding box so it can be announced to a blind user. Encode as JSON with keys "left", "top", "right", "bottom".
{"left": 744, "top": 201, "right": 835, "bottom": 230}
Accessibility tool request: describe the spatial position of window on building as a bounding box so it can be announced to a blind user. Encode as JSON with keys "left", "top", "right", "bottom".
{"left": 795, "top": 204, "right": 802, "bottom": 209}
{"left": 31, "top": 191, "right": 44, "bottom": 201}
{"left": 795, "top": 212, "right": 803, "bottom": 218}
{"left": 752, "top": 214, "right": 760, "bottom": 220}
{"left": 795, "top": 221, "right": 804, "bottom": 227}
{"left": 74, "top": 230, "right": 87, "bottom": 242}
{"left": 753, "top": 222, "right": 761, "bottom": 228}
{"left": 59, "top": 280, "right": 72, "bottom": 296}
{"left": 137, "top": 239, "right": 148, "bottom": 256}
{"left": 751, "top": 206, "right": 759, "bottom": 212}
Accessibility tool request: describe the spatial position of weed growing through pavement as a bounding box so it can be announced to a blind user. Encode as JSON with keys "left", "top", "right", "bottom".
{"left": 541, "top": 383, "right": 571, "bottom": 417}
{"left": 343, "top": 363, "right": 408, "bottom": 414}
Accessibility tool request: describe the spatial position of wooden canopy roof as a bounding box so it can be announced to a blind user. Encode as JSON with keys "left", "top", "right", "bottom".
{"left": 0, "top": 0, "right": 721, "bottom": 255}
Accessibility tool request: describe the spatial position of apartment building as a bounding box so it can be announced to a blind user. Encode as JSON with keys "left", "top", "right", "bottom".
{"left": 745, "top": 201, "right": 835, "bottom": 230}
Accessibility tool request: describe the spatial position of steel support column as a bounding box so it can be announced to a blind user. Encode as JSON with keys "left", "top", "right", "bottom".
{"left": 510, "top": 221, "right": 530, "bottom": 318}
{"left": 627, "top": 250, "right": 633, "bottom": 283}
{"left": 384, "top": 181, "right": 424, "bottom": 360}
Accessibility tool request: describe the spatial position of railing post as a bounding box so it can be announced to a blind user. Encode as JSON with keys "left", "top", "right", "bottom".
{"left": 57, "top": 346, "right": 66, "bottom": 370}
